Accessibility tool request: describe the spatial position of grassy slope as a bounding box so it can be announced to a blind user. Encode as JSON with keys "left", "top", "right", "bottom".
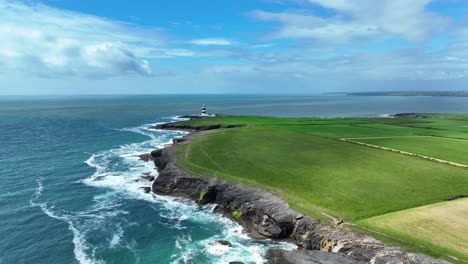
{"left": 358, "top": 198, "right": 468, "bottom": 262}
{"left": 175, "top": 126, "right": 468, "bottom": 219}
{"left": 171, "top": 114, "right": 468, "bottom": 261}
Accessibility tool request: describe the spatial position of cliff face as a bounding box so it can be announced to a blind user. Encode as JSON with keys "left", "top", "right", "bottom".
{"left": 150, "top": 122, "right": 241, "bottom": 132}
{"left": 149, "top": 133, "right": 449, "bottom": 264}
{"left": 268, "top": 250, "right": 356, "bottom": 264}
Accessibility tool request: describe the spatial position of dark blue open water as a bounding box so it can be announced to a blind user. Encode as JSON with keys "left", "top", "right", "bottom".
{"left": 2, "top": 94, "right": 468, "bottom": 264}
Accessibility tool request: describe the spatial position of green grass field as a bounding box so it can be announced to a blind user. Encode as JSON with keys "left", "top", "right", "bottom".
{"left": 170, "top": 113, "right": 468, "bottom": 262}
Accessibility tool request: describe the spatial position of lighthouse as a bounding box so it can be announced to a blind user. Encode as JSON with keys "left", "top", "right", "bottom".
{"left": 201, "top": 104, "right": 207, "bottom": 115}
{"left": 196, "top": 104, "right": 214, "bottom": 117}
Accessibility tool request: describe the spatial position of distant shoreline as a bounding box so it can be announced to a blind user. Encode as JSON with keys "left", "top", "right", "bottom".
{"left": 344, "top": 91, "right": 468, "bottom": 97}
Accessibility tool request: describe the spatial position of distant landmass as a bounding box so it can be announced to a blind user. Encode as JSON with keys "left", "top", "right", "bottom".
{"left": 347, "top": 91, "right": 468, "bottom": 97}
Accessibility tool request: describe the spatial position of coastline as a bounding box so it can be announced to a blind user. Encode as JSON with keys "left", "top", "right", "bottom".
{"left": 144, "top": 122, "right": 450, "bottom": 264}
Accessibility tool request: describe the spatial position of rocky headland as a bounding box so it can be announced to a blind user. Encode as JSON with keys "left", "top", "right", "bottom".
{"left": 142, "top": 122, "right": 449, "bottom": 264}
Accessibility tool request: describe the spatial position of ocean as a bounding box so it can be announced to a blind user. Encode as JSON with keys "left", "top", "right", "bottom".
{"left": 2, "top": 94, "right": 468, "bottom": 264}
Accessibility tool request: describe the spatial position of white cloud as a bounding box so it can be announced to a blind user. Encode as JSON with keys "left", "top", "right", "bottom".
{"left": 1, "top": 0, "right": 467, "bottom": 93}
{"left": 242, "top": 0, "right": 468, "bottom": 84}
{"left": 252, "top": 0, "right": 448, "bottom": 43}
{"left": 194, "top": 40, "right": 468, "bottom": 86}
{"left": 189, "top": 38, "right": 234, "bottom": 46}
{"left": 0, "top": 0, "right": 184, "bottom": 78}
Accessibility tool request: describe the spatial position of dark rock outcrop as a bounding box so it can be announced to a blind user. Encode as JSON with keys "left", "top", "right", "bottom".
{"left": 138, "top": 153, "right": 153, "bottom": 162}
{"left": 390, "top": 113, "right": 426, "bottom": 118}
{"left": 149, "top": 122, "right": 242, "bottom": 132}
{"left": 292, "top": 217, "right": 322, "bottom": 250}
{"left": 139, "top": 175, "right": 155, "bottom": 182}
{"left": 268, "top": 249, "right": 358, "bottom": 264}
{"left": 140, "top": 187, "right": 151, "bottom": 193}
{"left": 216, "top": 240, "right": 232, "bottom": 247}
{"left": 148, "top": 131, "right": 450, "bottom": 264}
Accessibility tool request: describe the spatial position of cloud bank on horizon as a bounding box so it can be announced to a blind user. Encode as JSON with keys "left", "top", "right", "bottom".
{"left": 0, "top": 0, "right": 467, "bottom": 94}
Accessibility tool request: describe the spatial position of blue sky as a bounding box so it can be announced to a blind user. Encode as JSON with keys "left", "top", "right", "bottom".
{"left": 0, "top": 0, "right": 467, "bottom": 95}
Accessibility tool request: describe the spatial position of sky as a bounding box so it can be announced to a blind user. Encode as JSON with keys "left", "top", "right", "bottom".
{"left": 0, "top": 0, "right": 467, "bottom": 95}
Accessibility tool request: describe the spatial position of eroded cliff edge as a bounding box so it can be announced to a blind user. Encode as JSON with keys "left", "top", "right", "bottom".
{"left": 144, "top": 129, "right": 449, "bottom": 264}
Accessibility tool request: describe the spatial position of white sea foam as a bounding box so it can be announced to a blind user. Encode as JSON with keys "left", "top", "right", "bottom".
{"left": 378, "top": 113, "right": 394, "bottom": 118}
{"left": 31, "top": 180, "right": 93, "bottom": 264}
{"left": 33, "top": 177, "right": 44, "bottom": 199}
{"left": 30, "top": 178, "right": 123, "bottom": 264}
{"left": 30, "top": 198, "right": 104, "bottom": 264}
{"left": 108, "top": 224, "right": 124, "bottom": 248}
{"left": 170, "top": 234, "right": 196, "bottom": 264}
{"left": 82, "top": 122, "right": 187, "bottom": 207}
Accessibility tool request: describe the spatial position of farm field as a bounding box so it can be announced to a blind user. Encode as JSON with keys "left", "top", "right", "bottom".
{"left": 353, "top": 123, "right": 468, "bottom": 139}
{"left": 271, "top": 124, "right": 413, "bottom": 138}
{"left": 352, "top": 136, "right": 468, "bottom": 165}
{"left": 402, "top": 121, "right": 468, "bottom": 132}
{"left": 359, "top": 198, "right": 468, "bottom": 262}
{"left": 170, "top": 113, "right": 468, "bottom": 262}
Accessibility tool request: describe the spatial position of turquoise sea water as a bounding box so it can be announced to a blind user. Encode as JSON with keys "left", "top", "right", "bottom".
{"left": 2, "top": 94, "right": 468, "bottom": 264}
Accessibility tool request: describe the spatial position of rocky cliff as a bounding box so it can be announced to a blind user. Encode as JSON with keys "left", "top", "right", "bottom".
{"left": 150, "top": 122, "right": 241, "bottom": 132}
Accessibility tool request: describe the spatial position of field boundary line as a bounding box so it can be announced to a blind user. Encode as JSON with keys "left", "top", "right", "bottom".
{"left": 429, "top": 136, "right": 468, "bottom": 142}
{"left": 339, "top": 138, "right": 468, "bottom": 168}
{"left": 342, "top": 136, "right": 430, "bottom": 140}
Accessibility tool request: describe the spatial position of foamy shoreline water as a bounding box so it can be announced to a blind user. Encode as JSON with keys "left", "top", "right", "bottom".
{"left": 30, "top": 116, "right": 295, "bottom": 264}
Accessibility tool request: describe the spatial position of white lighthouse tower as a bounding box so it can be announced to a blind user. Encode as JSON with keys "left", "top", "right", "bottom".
{"left": 198, "top": 104, "right": 214, "bottom": 117}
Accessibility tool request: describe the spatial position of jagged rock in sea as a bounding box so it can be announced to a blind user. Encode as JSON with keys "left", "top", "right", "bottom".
{"left": 140, "top": 187, "right": 151, "bottom": 193}
{"left": 139, "top": 175, "right": 155, "bottom": 181}
{"left": 216, "top": 240, "right": 232, "bottom": 247}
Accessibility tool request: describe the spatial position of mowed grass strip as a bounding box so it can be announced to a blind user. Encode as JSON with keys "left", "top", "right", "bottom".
{"left": 358, "top": 198, "right": 468, "bottom": 262}
{"left": 355, "top": 123, "right": 468, "bottom": 139}
{"left": 354, "top": 136, "right": 468, "bottom": 165}
{"left": 174, "top": 126, "right": 468, "bottom": 219}
{"left": 272, "top": 124, "right": 414, "bottom": 138}
{"left": 404, "top": 122, "right": 468, "bottom": 132}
